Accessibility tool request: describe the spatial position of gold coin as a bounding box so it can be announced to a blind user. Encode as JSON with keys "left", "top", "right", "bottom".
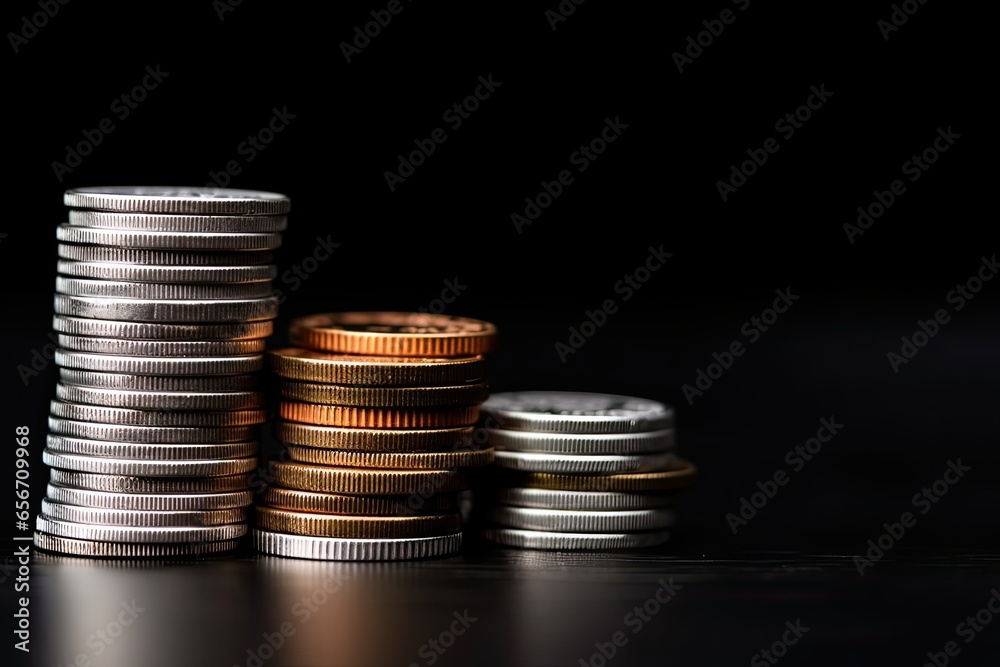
{"left": 289, "top": 312, "right": 498, "bottom": 357}
{"left": 268, "top": 348, "right": 484, "bottom": 386}
{"left": 516, "top": 459, "right": 698, "bottom": 492}
{"left": 287, "top": 445, "right": 495, "bottom": 469}
{"left": 262, "top": 486, "right": 459, "bottom": 516}
{"left": 255, "top": 506, "right": 462, "bottom": 538}
{"left": 271, "top": 461, "right": 468, "bottom": 494}
{"left": 279, "top": 381, "right": 489, "bottom": 407}
{"left": 279, "top": 402, "right": 479, "bottom": 428}
{"left": 274, "top": 421, "right": 476, "bottom": 452}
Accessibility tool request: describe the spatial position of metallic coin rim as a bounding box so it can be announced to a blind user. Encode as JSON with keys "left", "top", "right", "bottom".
{"left": 481, "top": 391, "right": 675, "bottom": 434}
{"left": 46, "top": 483, "right": 254, "bottom": 510}
{"left": 54, "top": 350, "right": 264, "bottom": 375}
{"left": 493, "top": 450, "right": 676, "bottom": 474}
{"left": 41, "top": 499, "right": 247, "bottom": 527}
{"left": 488, "top": 505, "right": 677, "bottom": 532}
{"left": 516, "top": 459, "right": 699, "bottom": 492}
{"left": 261, "top": 487, "right": 458, "bottom": 516}
{"left": 487, "top": 428, "right": 676, "bottom": 454}
{"left": 58, "top": 369, "right": 258, "bottom": 392}
{"left": 279, "top": 381, "right": 489, "bottom": 408}
{"left": 46, "top": 434, "right": 259, "bottom": 460}
{"left": 481, "top": 527, "right": 671, "bottom": 550}
{"left": 48, "top": 417, "right": 257, "bottom": 443}
{"left": 53, "top": 315, "right": 273, "bottom": 340}
{"left": 278, "top": 402, "right": 479, "bottom": 428}
{"left": 274, "top": 421, "right": 475, "bottom": 452}
{"left": 253, "top": 529, "right": 462, "bottom": 561}
{"left": 495, "top": 487, "right": 675, "bottom": 511}
{"left": 42, "top": 449, "right": 259, "bottom": 477}
{"left": 53, "top": 294, "right": 280, "bottom": 323}
{"left": 267, "top": 348, "right": 485, "bottom": 386}
{"left": 68, "top": 210, "right": 289, "bottom": 232}
{"left": 34, "top": 532, "right": 239, "bottom": 557}
{"left": 255, "top": 506, "right": 462, "bottom": 539}
{"left": 36, "top": 515, "right": 248, "bottom": 543}
{"left": 287, "top": 445, "right": 495, "bottom": 469}
{"left": 64, "top": 185, "right": 291, "bottom": 215}
{"left": 271, "top": 461, "right": 467, "bottom": 495}
{"left": 54, "top": 384, "right": 263, "bottom": 410}
{"left": 48, "top": 469, "right": 251, "bottom": 492}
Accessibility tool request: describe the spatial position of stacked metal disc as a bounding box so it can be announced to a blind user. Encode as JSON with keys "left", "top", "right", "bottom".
{"left": 480, "top": 391, "right": 698, "bottom": 550}
{"left": 255, "top": 312, "right": 498, "bottom": 561}
{"left": 34, "top": 186, "right": 290, "bottom": 558}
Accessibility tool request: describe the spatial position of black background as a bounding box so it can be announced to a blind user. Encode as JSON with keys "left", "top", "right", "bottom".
{"left": 1, "top": 1, "right": 996, "bottom": 666}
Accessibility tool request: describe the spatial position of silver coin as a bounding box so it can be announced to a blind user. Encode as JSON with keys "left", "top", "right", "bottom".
{"left": 55, "top": 384, "right": 263, "bottom": 410}
{"left": 487, "top": 428, "right": 675, "bottom": 454}
{"left": 49, "top": 417, "right": 257, "bottom": 443}
{"left": 58, "top": 243, "right": 274, "bottom": 265}
{"left": 41, "top": 499, "right": 247, "bottom": 527}
{"left": 64, "top": 185, "right": 291, "bottom": 215}
{"left": 68, "top": 210, "right": 288, "bottom": 232}
{"left": 56, "top": 276, "right": 274, "bottom": 300}
{"left": 55, "top": 350, "right": 264, "bottom": 375}
{"left": 59, "top": 369, "right": 258, "bottom": 392}
{"left": 254, "top": 529, "right": 462, "bottom": 561}
{"left": 54, "top": 294, "right": 279, "bottom": 322}
{"left": 46, "top": 484, "right": 254, "bottom": 510}
{"left": 57, "top": 260, "right": 278, "bottom": 284}
{"left": 481, "top": 527, "right": 671, "bottom": 550}
{"left": 34, "top": 532, "right": 239, "bottom": 557}
{"left": 57, "top": 224, "right": 282, "bottom": 250}
{"left": 36, "top": 514, "right": 248, "bottom": 543}
{"left": 42, "top": 450, "right": 259, "bottom": 477}
{"left": 488, "top": 506, "right": 676, "bottom": 532}
{"left": 53, "top": 316, "right": 273, "bottom": 341}
{"left": 57, "top": 335, "right": 265, "bottom": 357}
{"left": 493, "top": 450, "right": 676, "bottom": 474}
{"left": 496, "top": 487, "right": 674, "bottom": 511}
{"left": 49, "top": 401, "right": 266, "bottom": 427}
{"left": 46, "top": 435, "right": 259, "bottom": 460}
{"left": 49, "top": 469, "right": 251, "bottom": 493}
{"left": 481, "top": 392, "right": 674, "bottom": 434}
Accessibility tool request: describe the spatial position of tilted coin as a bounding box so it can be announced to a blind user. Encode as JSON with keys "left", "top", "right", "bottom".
{"left": 287, "top": 445, "right": 494, "bottom": 469}
{"left": 68, "top": 210, "right": 288, "bottom": 232}
{"left": 49, "top": 401, "right": 265, "bottom": 427}
{"left": 48, "top": 470, "right": 251, "bottom": 493}
{"left": 58, "top": 243, "right": 274, "bottom": 265}
{"left": 480, "top": 391, "right": 674, "bottom": 433}
{"left": 36, "top": 514, "right": 247, "bottom": 543}
{"left": 289, "top": 312, "right": 498, "bottom": 357}
{"left": 488, "top": 506, "right": 676, "bottom": 532}
{"left": 495, "top": 487, "right": 674, "bottom": 511}
{"left": 46, "top": 434, "right": 258, "bottom": 460}
{"left": 54, "top": 294, "right": 279, "bottom": 323}
{"left": 268, "top": 348, "right": 484, "bottom": 386}
{"left": 279, "top": 381, "right": 489, "bottom": 408}
{"left": 49, "top": 417, "right": 257, "bottom": 443}
{"left": 57, "top": 224, "right": 282, "bottom": 250}
{"left": 254, "top": 529, "right": 461, "bottom": 561}
{"left": 42, "top": 499, "right": 247, "bottom": 527}
{"left": 279, "top": 402, "right": 479, "bottom": 428}
{"left": 57, "top": 335, "right": 265, "bottom": 357}
{"left": 53, "top": 315, "right": 273, "bottom": 340}
{"left": 46, "top": 483, "right": 253, "bottom": 510}
{"left": 274, "top": 422, "right": 475, "bottom": 452}
{"left": 271, "top": 461, "right": 468, "bottom": 495}
{"left": 492, "top": 450, "right": 676, "bottom": 474}
{"left": 55, "top": 384, "right": 263, "bottom": 410}
{"left": 55, "top": 350, "right": 263, "bottom": 375}
{"left": 57, "top": 260, "right": 277, "bottom": 284}
{"left": 59, "top": 369, "right": 258, "bottom": 392}
{"left": 514, "top": 459, "right": 699, "bottom": 492}
{"left": 261, "top": 487, "right": 458, "bottom": 516}
{"left": 34, "top": 532, "right": 239, "bottom": 558}
{"left": 42, "top": 450, "right": 259, "bottom": 477}
{"left": 481, "top": 527, "right": 670, "bottom": 550}
{"left": 255, "top": 507, "right": 462, "bottom": 539}
{"left": 64, "top": 185, "right": 291, "bottom": 215}
{"left": 487, "top": 428, "right": 675, "bottom": 455}
{"left": 56, "top": 276, "right": 273, "bottom": 300}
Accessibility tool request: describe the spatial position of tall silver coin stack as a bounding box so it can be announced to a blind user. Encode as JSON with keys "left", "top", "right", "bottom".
{"left": 479, "top": 391, "right": 698, "bottom": 550}
{"left": 33, "top": 186, "right": 290, "bottom": 558}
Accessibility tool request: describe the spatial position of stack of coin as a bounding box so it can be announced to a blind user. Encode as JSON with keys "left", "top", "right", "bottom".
{"left": 34, "top": 186, "right": 290, "bottom": 558}
{"left": 255, "top": 312, "right": 497, "bottom": 561}
{"left": 480, "top": 391, "right": 697, "bottom": 550}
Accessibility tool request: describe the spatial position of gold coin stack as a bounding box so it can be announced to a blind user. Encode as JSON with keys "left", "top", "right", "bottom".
{"left": 255, "top": 312, "right": 498, "bottom": 561}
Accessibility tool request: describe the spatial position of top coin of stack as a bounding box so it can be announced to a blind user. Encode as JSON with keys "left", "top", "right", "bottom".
{"left": 480, "top": 391, "right": 697, "bottom": 551}
{"left": 34, "top": 186, "right": 290, "bottom": 559}
{"left": 255, "top": 312, "right": 498, "bottom": 561}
